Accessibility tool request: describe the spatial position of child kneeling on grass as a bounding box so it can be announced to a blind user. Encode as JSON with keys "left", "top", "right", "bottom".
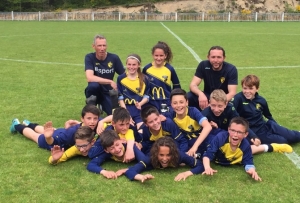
{"left": 119, "top": 136, "right": 204, "bottom": 182}
{"left": 202, "top": 117, "right": 262, "bottom": 181}
{"left": 201, "top": 89, "right": 293, "bottom": 154}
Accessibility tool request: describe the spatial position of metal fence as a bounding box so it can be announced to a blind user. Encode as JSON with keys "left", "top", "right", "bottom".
{"left": 1, "top": 11, "right": 300, "bottom": 22}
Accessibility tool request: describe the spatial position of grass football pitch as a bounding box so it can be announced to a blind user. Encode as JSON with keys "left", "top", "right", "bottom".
{"left": 1, "top": 21, "right": 300, "bottom": 202}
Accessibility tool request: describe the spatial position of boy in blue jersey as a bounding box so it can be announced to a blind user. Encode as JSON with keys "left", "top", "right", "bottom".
{"left": 231, "top": 74, "right": 300, "bottom": 144}
{"left": 202, "top": 89, "right": 292, "bottom": 154}
{"left": 138, "top": 105, "right": 188, "bottom": 155}
{"left": 84, "top": 34, "right": 125, "bottom": 115}
{"left": 99, "top": 107, "right": 142, "bottom": 163}
{"left": 165, "top": 88, "right": 212, "bottom": 158}
{"left": 202, "top": 117, "right": 262, "bottom": 181}
{"left": 9, "top": 104, "right": 101, "bottom": 151}
{"left": 117, "top": 54, "right": 150, "bottom": 130}
{"left": 49, "top": 126, "right": 104, "bottom": 165}
{"left": 123, "top": 136, "right": 204, "bottom": 182}
{"left": 87, "top": 130, "right": 146, "bottom": 179}
{"left": 143, "top": 41, "right": 181, "bottom": 113}
{"left": 188, "top": 46, "right": 238, "bottom": 110}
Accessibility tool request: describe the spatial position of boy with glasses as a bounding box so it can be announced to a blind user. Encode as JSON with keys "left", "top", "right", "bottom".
{"left": 202, "top": 117, "right": 262, "bottom": 181}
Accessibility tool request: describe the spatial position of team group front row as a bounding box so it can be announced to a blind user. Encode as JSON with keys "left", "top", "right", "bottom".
{"left": 10, "top": 35, "right": 300, "bottom": 182}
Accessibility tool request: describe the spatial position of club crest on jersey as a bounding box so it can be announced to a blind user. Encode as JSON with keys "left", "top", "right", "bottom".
{"left": 108, "top": 62, "right": 113, "bottom": 68}
{"left": 220, "top": 77, "right": 225, "bottom": 83}
{"left": 162, "top": 75, "right": 168, "bottom": 82}
{"left": 136, "top": 87, "right": 141, "bottom": 93}
{"left": 188, "top": 125, "right": 195, "bottom": 131}
{"left": 223, "top": 118, "right": 228, "bottom": 124}
{"left": 256, "top": 103, "right": 261, "bottom": 110}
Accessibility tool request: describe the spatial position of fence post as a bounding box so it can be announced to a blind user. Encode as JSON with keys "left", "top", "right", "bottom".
{"left": 38, "top": 11, "right": 40, "bottom": 21}
{"left": 119, "top": 12, "right": 121, "bottom": 21}
{"left": 145, "top": 12, "right": 147, "bottom": 21}
{"left": 202, "top": 12, "right": 204, "bottom": 21}
{"left": 281, "top": 12, "right": 284, "bottom": 22}
{"left": 11, "top": 11, "right": 14, "bottom": 21}
{"left": 65, "top": 12, "right": 68, "bottom": 21}
{"left": 175, "top": 12, "right": 177, "bottom": 22}
{"left": 228, "top": 12, "right": 230, "bottom": 22}
{"left": 92, "top": 12, "right": 94, "bottom": 21}
{"left": 255, "top": 12, "right": 257, "bottom": 22}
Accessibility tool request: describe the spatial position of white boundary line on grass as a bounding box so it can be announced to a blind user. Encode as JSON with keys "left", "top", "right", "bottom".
{"left": 1, "top": 57, "right": 300, "bottom": 70}
{"left": 160, "top": 22, "right": 202, "bottom": 63}
{"left": 160, "top": 22, "right": 300, "bottom": 170}
{"left": 285, "top": 152, "right": 300, "bottom": 169}
{"left": 1, "top": 58, "right": 300, "bottom": 69}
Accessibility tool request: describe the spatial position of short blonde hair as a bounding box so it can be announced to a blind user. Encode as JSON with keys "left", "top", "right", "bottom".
{"left": 210, "top": 89, "right": 227, "bottom": 103}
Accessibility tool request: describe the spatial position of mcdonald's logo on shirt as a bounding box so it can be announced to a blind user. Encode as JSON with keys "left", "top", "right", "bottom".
{"left": 152, "top": 87, "right": 166, "bottom": 99}
{"left": 124, "top": 98, "right": 136, "bottom": 105}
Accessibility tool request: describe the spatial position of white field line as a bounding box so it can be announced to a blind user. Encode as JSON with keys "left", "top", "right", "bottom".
{"left": 160, "top": 22, "right": 300, "bottom": 169}
{"left": 1, "top": 58, "right": 300, "bottom": 70}
{"left": 285, "top": 152, "right": 300, "bottom": 169}
{"left": 160, "top": 22, "right": 202, "bottom": 63}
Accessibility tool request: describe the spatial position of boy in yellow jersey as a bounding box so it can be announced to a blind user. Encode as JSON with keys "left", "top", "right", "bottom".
{"left": 164, "top": 88, "right": 212, "bottom": 158}
{"left": 49, "top": 126, "right": 104, "bottom": 165}
{"left": 98, "top": 107, "right": 142, "bottom": 163}
{"left": 87, "top": 130, "right": 146, "bottom": 179}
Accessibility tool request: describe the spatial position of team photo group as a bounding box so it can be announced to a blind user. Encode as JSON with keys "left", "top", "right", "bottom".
{"left": 10, "top": 34, "right": 300, "bottom": 182}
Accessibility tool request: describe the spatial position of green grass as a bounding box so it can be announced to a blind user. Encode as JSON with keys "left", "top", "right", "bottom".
{"left": 1, "top": 21, "right": 300, "bottom": 202}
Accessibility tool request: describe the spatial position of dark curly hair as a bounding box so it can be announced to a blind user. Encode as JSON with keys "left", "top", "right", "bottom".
{"left": 151, "top": 41, "right": 173, "bottom": 63}
{"left": 150, "top": 136, "right": 179, "bottom": 169}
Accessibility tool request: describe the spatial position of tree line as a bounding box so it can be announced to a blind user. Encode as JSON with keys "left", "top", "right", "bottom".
{"left": 0, "top": 0, "right": 165, "bottom": 12}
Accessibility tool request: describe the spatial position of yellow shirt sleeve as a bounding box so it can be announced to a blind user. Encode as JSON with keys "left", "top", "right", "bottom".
{"left": 118, "top": 129, "right": 135, "bottom": 141}
{"left": 48, "top": 146, "right": 82, "bottom": 165}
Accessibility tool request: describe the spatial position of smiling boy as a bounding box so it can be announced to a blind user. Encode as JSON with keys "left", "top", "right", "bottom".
{"left": 231, "top": 75, "right": 300, "bottom": 144}
{"left": 10, "top": 104, "right": 101, "bottom": 151}
{"left": 202, "top": 117, "right": 261, "bottom": 181}
{"left": 87, "top": 130, "right": 146, "bottom": 179}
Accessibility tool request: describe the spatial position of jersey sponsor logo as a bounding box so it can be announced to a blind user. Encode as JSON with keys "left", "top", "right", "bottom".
{"left": 124, "top": 98, "right": 136, "bottom": 104}
{"left": 205, "top": 67, "right": 210, "bottom": 69}
{"left": 256, "top": 103, "right": 261, "bottom": 110}
{"left": 95, "top": 67, "right": 114, "bottom": 74}
{"left": 242, "top": 102, "right": 248, "bottom": 105}
{"left": 108, "top": 62, "right": 113, "bottom": 68}
{"left": 152, "top": 87, "right": 166, "bottom": 99}
{"left": 220, "top": 77, "right": 225, "bottom": 83}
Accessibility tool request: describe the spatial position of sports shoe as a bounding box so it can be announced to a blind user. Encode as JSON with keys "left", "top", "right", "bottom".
{"left": 22, "top": 119, "right": 31, "bottom": 126}
{"left": 86, "top": 95, "right": 97, "bottom": 106}
{"left": 271, "top": 143, "right": 293, "bottom": 153}
{"left": 10, "top": 118, "right": 20, "bottom": 133}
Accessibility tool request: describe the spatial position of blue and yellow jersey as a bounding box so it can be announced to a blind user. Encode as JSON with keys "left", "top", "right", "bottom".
{"left": 125, "top": 151, "right": 204, "bottom": 181}
{"left": 203, "top": 131, "right": 254, "bottom": 166}
{"left": 87, "top": 144, "right": 146, "bottom": 174}
{"left": 201, "top": 103, "right": 239, "bottom": 130}
{"left": 230, "top": 92, "right": 275, "bottom": 133}
{"left": 164, "top": 107, "right": 207, "bottom": 139}
{"left": 140, "top": 118, "right": 188, "bottom": 154}
{"left": 143, "top": 62, "right": 181, "bottom": 101}
{"left": 49, "top": 136, "right": 104, "bottom": 165}
{"left": 85, "top": 52, "right": 125, "bottom": 92}
{"left": 117, "top": 72, "right": 150, "bottom": 106}
{"left": 105, "top": 124, "right": 141, "bottom": 141}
